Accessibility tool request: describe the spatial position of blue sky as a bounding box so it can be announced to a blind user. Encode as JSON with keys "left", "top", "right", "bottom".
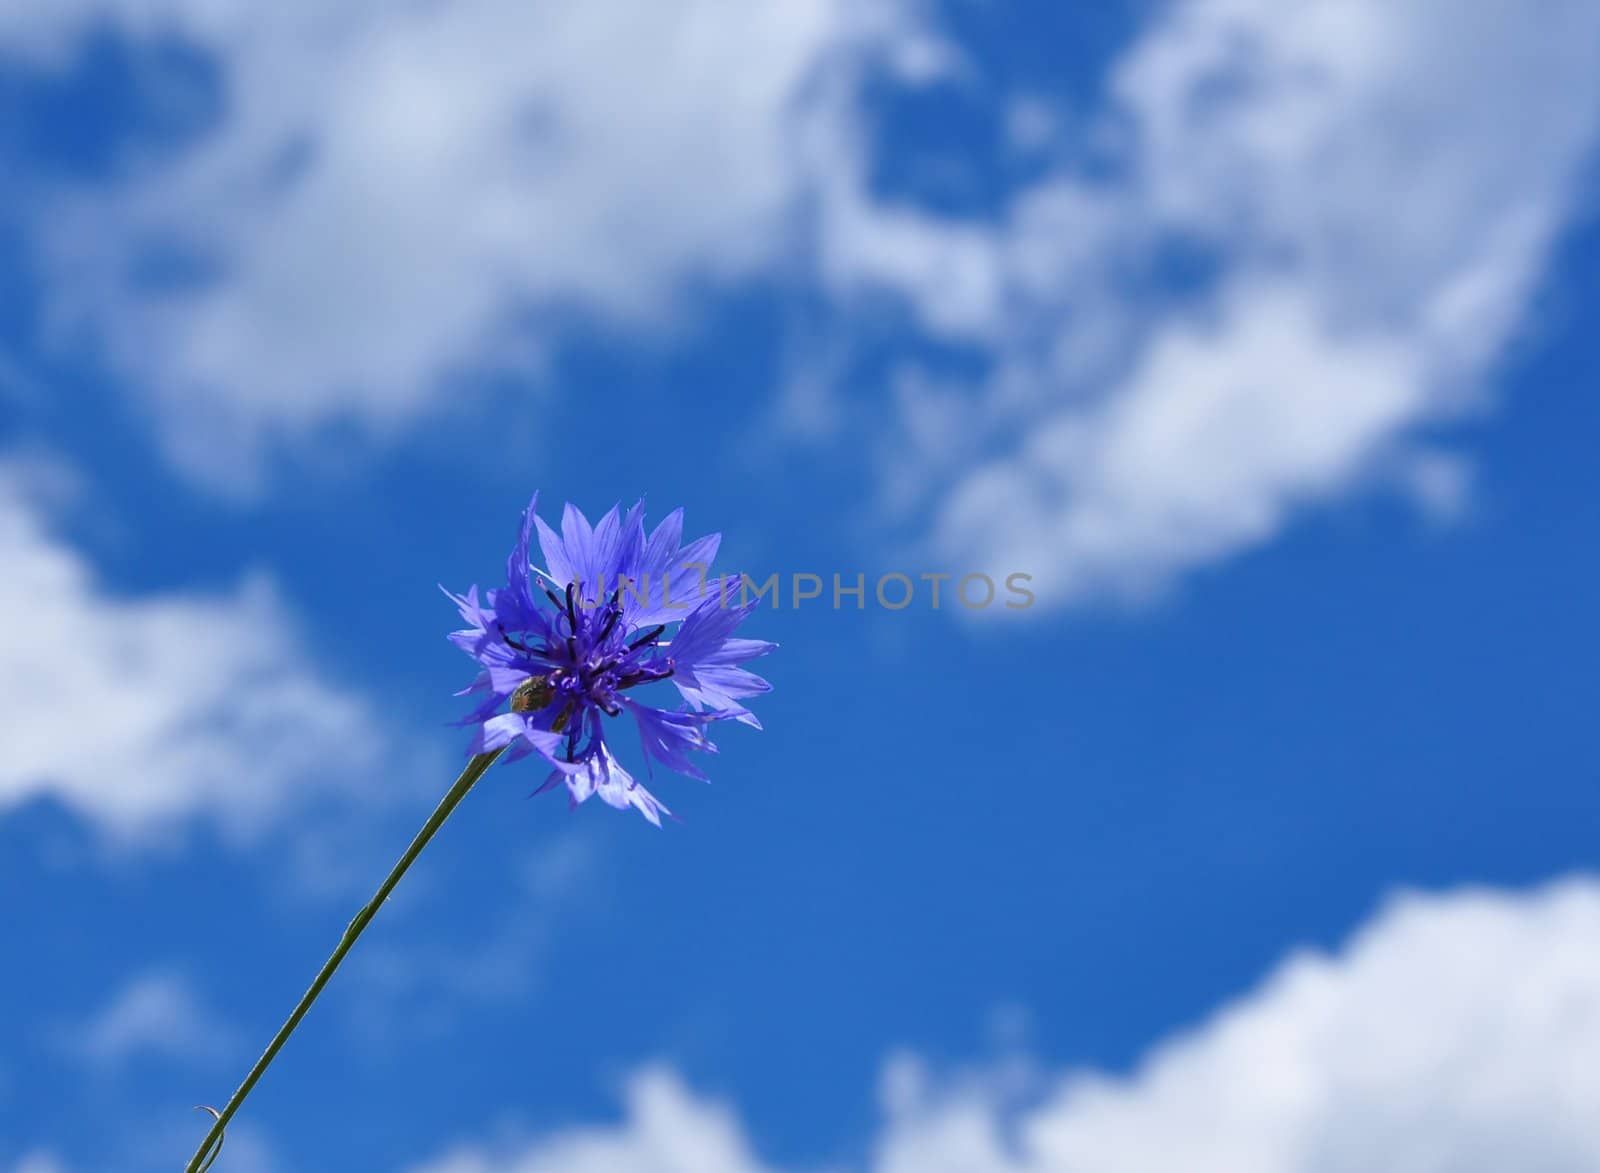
{"left": 3, "top": 1, "right": 1600, "bottom": 1170}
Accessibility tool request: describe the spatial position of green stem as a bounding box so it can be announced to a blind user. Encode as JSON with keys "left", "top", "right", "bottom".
{"left": 185, "top": 747, "right": 507, "bottom": 1173}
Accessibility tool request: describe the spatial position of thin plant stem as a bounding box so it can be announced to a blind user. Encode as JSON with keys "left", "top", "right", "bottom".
{"left": 185, "top": 747, "right": 507, "bottom": 1172}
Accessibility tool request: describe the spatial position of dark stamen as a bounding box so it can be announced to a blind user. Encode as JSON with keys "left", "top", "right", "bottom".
{"left": 564, "top": 583, "right": 578, "bottom": 631}
{"left": 596, "top": 607, "right": 622, "bottom": 645}
{"left": 616, "top": 658, "right": 674, "bottom": 690}
{"left": 497, "top": 623, "right": 535, "bottom": 653}
{"left": 543, "top": 587, "right": 565, "bottom": 611}
{"left": 627, "top": 624, "right": 666, "bottom": 651}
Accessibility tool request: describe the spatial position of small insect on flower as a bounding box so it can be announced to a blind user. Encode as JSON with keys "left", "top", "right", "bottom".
{"left": 443, "top": 494, "right": 776, "bottom": 825}
{"left": 510, "top": 675, "right": 554, "bottom": 714}
{"left": 510, "top": 674, "right": 577, "bottom": 733}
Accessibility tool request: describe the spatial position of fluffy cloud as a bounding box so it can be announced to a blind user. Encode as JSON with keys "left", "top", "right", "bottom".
{"left": 843, "top": 0, "right": 1600, "bottom": 604}
{"left": 7, "top": 0, "right": 918, "bottom": 491}
{"left": 7, "top": 0, "right": 1599, "bottom": 596}
{"left": 410, "top": 1069, "right": 776, "bottom": 1173}
{"left": 927, "top": 281, "right": 1434, "bottom": 599}
{"left": 872, "top": 877, "right": 1600, "bottom": 1172}
{"left": 0, "top": 461, "right": 376, "bottom": 838}
{"left": 410, "top": 877, "right": 1600, "bottom": 1172}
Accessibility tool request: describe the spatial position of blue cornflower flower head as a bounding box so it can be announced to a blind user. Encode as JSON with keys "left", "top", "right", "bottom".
{"left": 444, "top": 494, "right": 776, "bottom": 824}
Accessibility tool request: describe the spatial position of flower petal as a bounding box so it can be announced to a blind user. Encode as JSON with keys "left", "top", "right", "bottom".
{"left": 622, "top": 699, "right": 717, "bottom": 780}
{"left": 534, "top": 512, "right": 572, "bottom": 587}
{"left": 559, "top": 503, "right": 597, "bottom": 592}
{"left": 505, "top": 492, "right": 540, "bottom": 610}
{"left": 469, "top": 713, "right": 531, "bottom": 754}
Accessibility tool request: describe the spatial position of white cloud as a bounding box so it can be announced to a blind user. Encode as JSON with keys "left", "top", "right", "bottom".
{"left": 931, "top": 280, "right": 1429, "bottom": 599}
{"left": 54, "top": 971, "right": 239, "bottom": 1069}
{"left": 410, "top": 1068, "right": 778, "bottom": 1173}
{"left": 9, "top": 0, "right": 923, "bottom": 492}
{"left": 0, "top": 459, "right": 377, "bottom": 839}
{"left": 8, "top": 0, "right": 1599, "bottom": 597}
{"left": 873, "top": 877, "right": 1600, "bottom": 1172}
{"left": 408, "top": 877, "right": 1600, "bottom": 1173}
{"left": 821, "top": 0, "right": 1600, "bottom": 606}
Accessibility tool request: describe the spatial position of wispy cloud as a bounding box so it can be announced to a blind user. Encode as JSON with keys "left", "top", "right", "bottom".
{"left": 5, "top": 0, "right": 922, "bottom": 493}
{"left": 409, "top": 876, "right": 1600, "bottom": 1172}
{"left": 7, "top": 0, "right": 1597, "bottom": 599}
{"left": 0, "top": 349, "right": 42, "bottom": 403}
{"left": 52, "top": 970, "right": 240, "bottom": 1070}
{"left": 0, "top": 456, "right": 378, "bottom": 840}
{"left": 8, "top": 1154, "right": 70, "bottom": 1173}
{"left": 811, "top": 0, "right": 1600, "bottom": 607}
{"left": 344, "top": 831, "right": 605, "bottom": 1045}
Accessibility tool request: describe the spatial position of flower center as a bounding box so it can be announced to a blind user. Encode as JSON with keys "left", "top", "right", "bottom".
{"left": 502, "top": 583, "right": 674, "bottom": 730}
